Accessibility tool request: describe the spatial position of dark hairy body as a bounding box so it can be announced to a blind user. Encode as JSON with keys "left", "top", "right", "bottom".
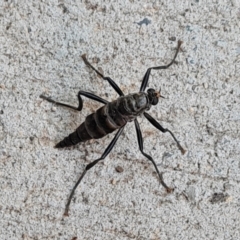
{"left": 40, "top": 40, "right": 186, "bottom": 216}
{"left": 56, "top": 92, "right": 150, "bottom": 148}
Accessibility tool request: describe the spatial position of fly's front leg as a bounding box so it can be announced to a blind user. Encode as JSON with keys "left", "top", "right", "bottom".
{"left": 144, "top": 112, "right": 186, "bottom": 154}
{"left": 140, "top": 40, "right": 182, "bottom": 92}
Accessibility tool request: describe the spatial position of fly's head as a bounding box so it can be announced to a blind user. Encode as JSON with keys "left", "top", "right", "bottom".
{"left": 147, "top": 88, "right": 165, "bottom": 106}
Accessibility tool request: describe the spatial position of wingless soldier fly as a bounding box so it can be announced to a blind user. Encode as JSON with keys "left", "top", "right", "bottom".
{"left": 40, "top": 40, "right": 186, "bottom": 216}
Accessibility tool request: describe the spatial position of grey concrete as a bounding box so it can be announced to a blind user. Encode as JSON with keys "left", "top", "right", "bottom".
{"left": 0, "top": 0, "right": 240, "bottom": 239}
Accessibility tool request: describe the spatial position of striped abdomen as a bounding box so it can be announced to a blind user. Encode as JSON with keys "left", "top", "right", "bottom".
{"left": 55, "top": 92, "right": 151, "bottom": 148}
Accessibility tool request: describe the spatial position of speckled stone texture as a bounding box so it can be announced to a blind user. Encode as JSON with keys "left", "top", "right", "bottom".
{"left": 0, "top": 0, "right": 240, "bottom": 239}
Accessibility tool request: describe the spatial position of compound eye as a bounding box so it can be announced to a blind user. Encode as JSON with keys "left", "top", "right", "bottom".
{"left": 147, "top": 88, "right": 159, "bottom": 105}
{"left": 152, "top": 97, "right": 159, "bottom": 105}
{"left": 147, "top": 88, "right": 155, "bottom": 94}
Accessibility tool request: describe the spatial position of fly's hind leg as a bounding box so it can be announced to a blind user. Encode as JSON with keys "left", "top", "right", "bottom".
{"left": 64, "top": 126, "right": 125, "bottom": 216}
{"left": 40, "top": 90, "right": 109, "bottom": 111}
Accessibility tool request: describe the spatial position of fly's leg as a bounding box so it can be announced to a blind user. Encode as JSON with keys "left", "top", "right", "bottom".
{"left": 40, "top": 90, "right": 109, "bottom": 111}
{"left": 64, "top": 126, "right": 125, "bottom": 216}
{"left": 81, "top": 54, "right": 124, "bottom": 96}
{"left": 140, "top": 40, "right": 182, "bottom": 92}
{"left": 134, "top": 119, "right": 173, "bottom": 192}
{"left": 144, "top": 112, "right": 186, "bottom": 155}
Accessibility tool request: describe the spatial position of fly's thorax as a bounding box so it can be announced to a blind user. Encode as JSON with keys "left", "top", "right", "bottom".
{"left": 132, "top": 92, "right": 150, "bottom": 110}
{"left": 116, "top": 92, "right": 151, "bottom": 117}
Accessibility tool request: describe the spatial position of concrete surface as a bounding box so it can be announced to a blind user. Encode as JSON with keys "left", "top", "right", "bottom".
{"left": 0, "top": 0, "right": 240, "bottom": 239}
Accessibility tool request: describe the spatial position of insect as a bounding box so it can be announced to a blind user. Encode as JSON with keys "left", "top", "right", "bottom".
{"left": 40, "top": 40, "right": 186, "bottom": 216}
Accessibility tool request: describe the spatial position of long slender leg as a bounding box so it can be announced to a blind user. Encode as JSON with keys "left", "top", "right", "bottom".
{"left": 144, "top": 112, "right": 186, "bottom": 155}
{"left": 78, "top": 91, "right": 109, "bottom": 104}
{"left": 64, "top": 126, "right": 125, "bottom": 216}
{"left": 140, "top": 40, "right": 182, "bottom": 92}
{"left": 134, "top": 119, "right": 173, "bottom": 192}
{"left": 81, "top": 54, "right": 124, "bottom": 96}
{"left": 40, "top": 90, "right": 109, "bottom": 111}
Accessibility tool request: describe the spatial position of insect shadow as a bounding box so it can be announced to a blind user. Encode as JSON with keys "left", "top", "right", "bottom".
{"left": 40, "top": 40, "right": 186, "bottom": 216}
